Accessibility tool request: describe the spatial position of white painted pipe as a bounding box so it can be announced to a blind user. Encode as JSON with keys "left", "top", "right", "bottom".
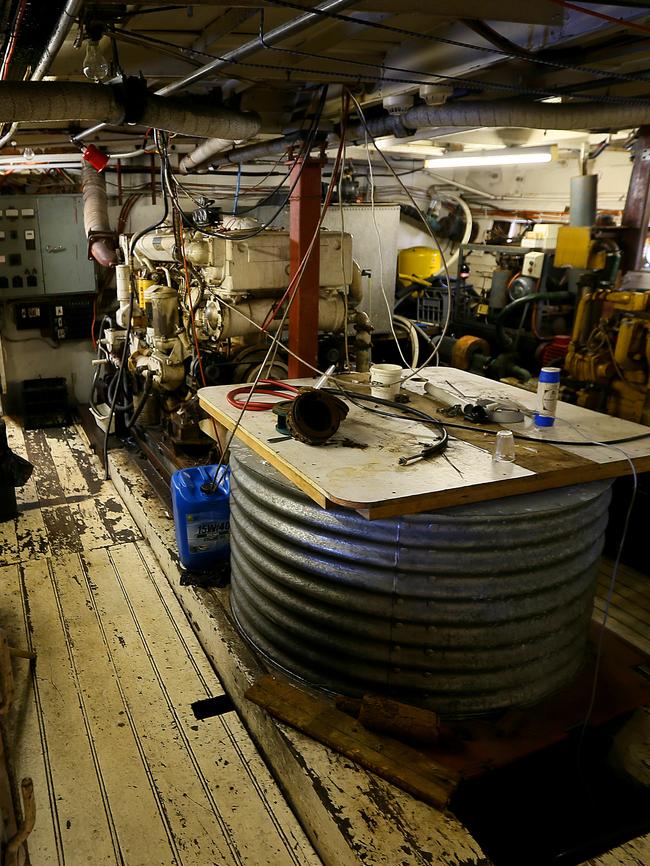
{"left": 115, "top": 264, "right": 132, "bottom": 328}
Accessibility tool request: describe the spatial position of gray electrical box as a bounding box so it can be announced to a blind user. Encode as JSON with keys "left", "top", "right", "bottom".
{"left": 0, "top": 195, "right": 96, "bottom": 298}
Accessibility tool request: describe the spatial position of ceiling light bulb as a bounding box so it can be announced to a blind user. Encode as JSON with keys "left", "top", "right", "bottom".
{"left": 424, "top": 145, "right": 557, "bottom": 170}
{"left": 82, "top": 40, "right": 109, "bottom": 82}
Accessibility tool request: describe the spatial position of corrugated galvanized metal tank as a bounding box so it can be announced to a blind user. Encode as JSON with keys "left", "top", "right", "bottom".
{"left": 229, "top": 444, "right": 612, "bottom": 716}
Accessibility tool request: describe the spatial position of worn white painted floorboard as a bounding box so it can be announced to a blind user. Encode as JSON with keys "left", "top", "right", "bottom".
{"left": 0, "top": 419, "right": 321, "bottom": 866}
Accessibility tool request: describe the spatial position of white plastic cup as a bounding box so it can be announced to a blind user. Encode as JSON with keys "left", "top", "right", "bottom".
{"left": 369, "top": 363, "right": 403, "bottom": 400}
{"left": 492, "top": 430, "right": 516, "bottom": 462}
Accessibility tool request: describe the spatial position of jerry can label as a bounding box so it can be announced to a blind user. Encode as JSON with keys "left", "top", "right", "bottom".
{"left": 186, "top": 512, "right": 230, "bottom": 553}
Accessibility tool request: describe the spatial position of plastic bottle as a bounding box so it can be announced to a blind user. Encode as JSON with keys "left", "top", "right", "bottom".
{"left": 171, "top": 464, "right": 230, "bottom": 573}
{"left": 534, "top": 367, "right": 561, "bottom": 428}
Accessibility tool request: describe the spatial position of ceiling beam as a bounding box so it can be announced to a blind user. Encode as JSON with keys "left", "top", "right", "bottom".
{"left": 94, "top": 0, "right": 564, "bottom": 26}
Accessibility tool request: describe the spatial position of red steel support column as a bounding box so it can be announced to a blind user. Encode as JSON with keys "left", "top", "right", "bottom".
{"left": 288, "top": 158, "right": 321, "bottom": 378}
{"left": 622, "top": 126, "right": 650, "bottom": 272}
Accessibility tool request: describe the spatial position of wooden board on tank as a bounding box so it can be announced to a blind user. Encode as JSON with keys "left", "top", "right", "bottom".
{"left": 198, "top": 368, "right": 650, "bottom": 519}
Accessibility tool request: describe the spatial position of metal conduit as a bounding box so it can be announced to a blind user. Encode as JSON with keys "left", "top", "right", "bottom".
{"left": 228, "top": 443, "right": 612, "bottom": 716}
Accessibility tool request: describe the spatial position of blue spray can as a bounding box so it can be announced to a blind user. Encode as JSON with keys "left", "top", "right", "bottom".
{"left": 534, "top": 367, "right": 561, "bottom": 428}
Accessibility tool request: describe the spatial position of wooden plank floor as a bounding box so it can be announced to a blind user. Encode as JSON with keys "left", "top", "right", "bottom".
{"left": 581, "top": 556, "right": 650, "bottom": 866}
{"left": 595, "top": 559, "right": 650, "bottom": 658}
{"left": 0, "top": 419, "right": 321, "bottom": 866}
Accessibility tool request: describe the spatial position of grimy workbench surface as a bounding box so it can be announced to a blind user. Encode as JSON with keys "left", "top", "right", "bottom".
{"left": 199, "top": 367, "right": 650, "bottom": 519}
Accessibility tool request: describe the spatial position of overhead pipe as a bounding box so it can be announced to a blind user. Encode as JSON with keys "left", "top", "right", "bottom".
{"left": 186, "top": 131, "right": 306, "bottom": 173}
{"left": 0, "top": 81, "right": 261, "bottom": 140}
{"left": 179, "top": 138, "right": 243, "bottom": 174}
{"left": 0, "top": 0, "right": 84, "bottom": 150}
{"left": 72, "top": 0, "right": 359, "bottom": 149}
{"left": 155, "top": 0, "right": 359, "bottom": 97}
{"left": 211, "top": 98, "right": 650, "bottom": 167}
{"left": 82, "top": 162, "right": 118, "bottom": 268}
{"left": 395, "top": 100, "right": 650, "bottom": 134}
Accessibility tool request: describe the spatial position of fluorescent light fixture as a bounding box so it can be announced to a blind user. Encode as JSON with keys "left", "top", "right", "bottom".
{"left": 424, "top": 145, "right": 556, "bottom": 170}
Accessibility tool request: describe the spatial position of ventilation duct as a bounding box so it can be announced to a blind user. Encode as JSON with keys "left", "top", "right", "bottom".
{"left": 82, "top": 162, "right": 118, "bottom": 268}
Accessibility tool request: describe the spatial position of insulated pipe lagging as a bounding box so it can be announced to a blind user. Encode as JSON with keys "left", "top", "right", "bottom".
{"left": 398, "top": 100, "right": 650, "bottom": 134}
{"left": 179, "top": 138, "right": 241, "bottom": 174}
{"left": 82, "top": 162, "right": 118, "bottom": 268}
{"left": 0, "top": 0, "right": 84, "bottom": 151}
{"left": 181, "top": 131, "right": 305, "bottom": 174}
{"left": 0, "top": 82, "right": 261, "bottom": 141}
{"left": 212, "top": 98, "right": 650, "bottom": 167}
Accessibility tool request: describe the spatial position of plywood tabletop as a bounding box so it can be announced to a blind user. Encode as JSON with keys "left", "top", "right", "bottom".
{"left": 198, "top": 368, "right": 650, "bottom": 519}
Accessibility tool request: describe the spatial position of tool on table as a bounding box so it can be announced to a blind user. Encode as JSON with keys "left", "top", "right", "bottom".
{"left": 423, "top": 381, "right": 525, "bottom": 424}
{"left": 439, "top": 399, "right": 525, "bottom": 424}
{"left": 398, "top": 440, "right": 446, "bottom": 465}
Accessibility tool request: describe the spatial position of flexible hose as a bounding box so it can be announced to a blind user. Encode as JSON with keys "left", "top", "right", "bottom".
{"left": 125, "top": 372, "right": 154, "bottom": 431}
{"left": 392, "top": 314, "right": 420, "bottom": 368}
{"left": 103, "top": 145, "right": 171, "bottom": 480}
{"left": 106, "top": 369, "right": 133, "bottom": 412}
{"left": 496, "top": 291, "right": 573, "bottom": 349}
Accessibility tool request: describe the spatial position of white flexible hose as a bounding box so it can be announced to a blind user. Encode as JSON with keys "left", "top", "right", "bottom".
{"left": 392, "top": 314, "right": 420, "bottom": 368}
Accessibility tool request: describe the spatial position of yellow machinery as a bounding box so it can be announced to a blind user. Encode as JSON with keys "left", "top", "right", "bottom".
{"left": 397, "top": 246, "right": 442, "bottom": 288}
{"left": 565, "top": 288, "right": 650, "bottom": 423}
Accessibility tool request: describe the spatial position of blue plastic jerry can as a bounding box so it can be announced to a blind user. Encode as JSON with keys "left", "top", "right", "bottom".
{"left": 171, "top": 465, "right": 230, "bottom": 572}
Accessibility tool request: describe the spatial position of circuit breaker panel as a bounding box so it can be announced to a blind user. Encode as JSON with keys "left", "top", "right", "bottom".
{"left": 0, "top": 195, "right": 96, "bottom": 298}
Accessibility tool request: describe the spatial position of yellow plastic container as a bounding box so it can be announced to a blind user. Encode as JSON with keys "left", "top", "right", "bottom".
{"left": 398, "top": 246, "right": 442, "bottom": 286}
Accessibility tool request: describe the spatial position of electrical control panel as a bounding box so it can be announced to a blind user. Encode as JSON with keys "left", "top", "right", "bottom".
{"left": 13, "top": 296, "right": 94, "bottom": 341}
{"left": 0, "top": 195, "right": 96, "bottom": 298}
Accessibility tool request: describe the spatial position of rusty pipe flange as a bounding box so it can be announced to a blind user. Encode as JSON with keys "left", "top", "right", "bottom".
{"left": 286, "top": 388, "right": 349, "bottom": 445}
{"left": 451, "top": 335, "right": 491, "bottom": 370}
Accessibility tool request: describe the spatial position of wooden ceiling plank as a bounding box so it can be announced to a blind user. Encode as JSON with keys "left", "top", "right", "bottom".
{"left": 95, "top": 0, "right": 563, "bottom": 26}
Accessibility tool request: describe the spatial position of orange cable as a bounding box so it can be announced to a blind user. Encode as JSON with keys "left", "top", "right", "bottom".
{"left": 548, "top": 0, "right": 650, "bottom": 36}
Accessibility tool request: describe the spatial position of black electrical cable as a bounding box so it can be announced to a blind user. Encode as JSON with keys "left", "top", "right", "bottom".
{"left": 109, "top": 21, "right": 650, "bottom": 93}
{"left": 102, "top": 138, "right": 172, "bottom": 480}
{"left": 436, "top": 418, "right": 650, "bottom": 446}
{"left": 124, "top": 372, "right": 154, "bottom": 431}
{"left": 163, "top": 87, "right": 330, "bottom": 239}
{"left": 325, "top": 386, "right": 650, "bottom": 447}
{"left": 323, "top": 387, "right": 449, "bottom": 443}
{"left": 106, "top": 370, "right": 133, "bottom": 412}
{"left": 257, "top": 42, "right": 650, "bottom": 105}
{"left": 496, "top": 291, "right": 573, "bottom": 349}
{"left": 89, "top": 317, "right": 112, "bottom": 417}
